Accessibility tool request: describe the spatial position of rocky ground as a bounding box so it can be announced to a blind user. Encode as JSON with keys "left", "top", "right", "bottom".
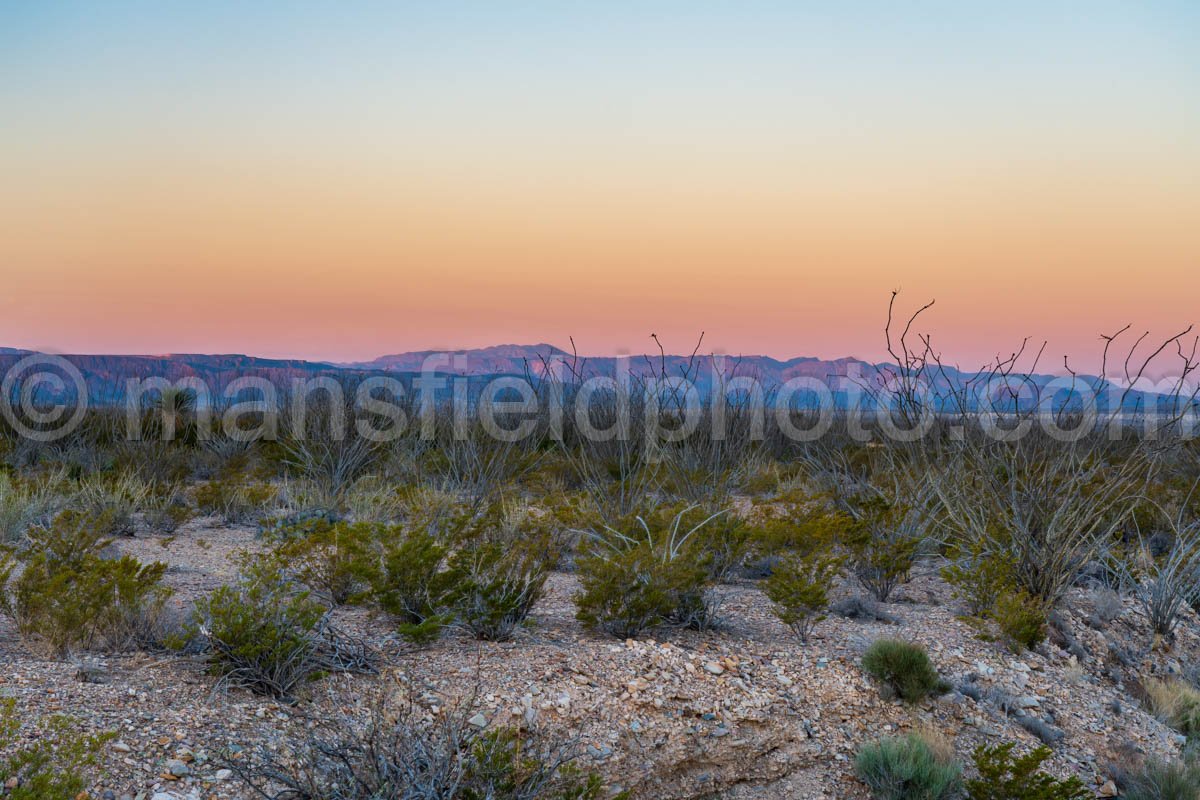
{"left": 1, "top": 515, "right": 1195, "bottom": 800}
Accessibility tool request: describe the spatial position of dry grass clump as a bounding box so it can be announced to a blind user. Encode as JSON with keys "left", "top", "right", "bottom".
{"left": 1144, "top": 677, "right": 1200, "bottom": 740}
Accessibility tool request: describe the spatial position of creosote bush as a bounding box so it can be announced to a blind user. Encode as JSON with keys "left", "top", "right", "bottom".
{"left": 763, "top": 550, "right": 842, "bottom": 643}
{"left": 841, "top": 496, "right": 922, "bottom": 603}
{"left": 268, "top": 519, "right": 376, "bottom": 605}
{"left": 0, "top": 698, "right": 114, "bottom": 800}
{"left": 362, "top": 499, "right": 561, "bottom": 643}
{"left": 941, "top": 543, "right": 1016, "bottom": 618}
{"left": 965, "top": 742, "right": 1089, "bottom": 800}
{"left": 371, "top": 526, "right": 459, "bottom": 644}
{"left": 746, "top": 503, "right": 843, "bottom": 560}
{"left": 854, "top": 733, "right": 961, "bottom": 800}
{"left": 574, "top": 505, "right": 723, "bottom": 638}
{"left": 861, "top": 639, "right": 949, "bottom": 703}
{"left": 0, "top": 510, "right": 169, "bottom": 657}
{"left": 190, "top": 559, "right": 347, "bottom": 699}
{"left": 993, "top": 589, "right": 1048, "bottom": 652}
{"left": 449, "top": 532, "right": 555, "bottom": 642}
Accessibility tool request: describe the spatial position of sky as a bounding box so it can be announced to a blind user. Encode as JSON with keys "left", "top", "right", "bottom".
{"left": 1, "top": 1, "right": 1198, "bottom": 372}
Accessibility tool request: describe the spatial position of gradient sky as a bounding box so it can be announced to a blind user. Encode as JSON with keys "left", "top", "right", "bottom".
{"left": 2, "top": 2, "right": 1198, "bottom": 371}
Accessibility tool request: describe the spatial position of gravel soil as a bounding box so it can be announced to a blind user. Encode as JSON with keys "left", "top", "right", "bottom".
{"left": 1, "top": 515, "right": 1194, "bottom": 799}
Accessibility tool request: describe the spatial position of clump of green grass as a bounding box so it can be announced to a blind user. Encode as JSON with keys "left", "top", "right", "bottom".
{"left": 861, "top": 638, "right": 949, "bottom": 702}
{"left": 854, "top": 733, "right": 961, "bottom": 800}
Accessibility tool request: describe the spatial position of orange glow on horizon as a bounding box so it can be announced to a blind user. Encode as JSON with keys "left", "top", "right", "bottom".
{"left": 2, "top": 3, "right": 1198, "bottom": 372}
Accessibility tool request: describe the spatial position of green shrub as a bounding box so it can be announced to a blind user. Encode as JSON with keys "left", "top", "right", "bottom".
{"left": 842, "top": 497, "right": 921, "bottom": 603}
{"left": 0, "top": 510, "right": 169, "bottom": 657}
{"left": 689, "top": 510, "right": 752, "bottom": 582}
{"left": 941, "top": 542, "right": 1016, "bottom": 618}
{"left": 861, "top": 639, "right": 948, "bottom": 703}
{"left": 854, "top": 733, "right": 962, "bottom": 800}
{"left": 575, "top": 541, "right": 709, "bottom": 638}
{"left": 371, "top": 527, "right": 459, "bottom": 644}
{"left": 763, "top": 550, "right": 842, "bottom": 643}
{"left": 965, "top": 743, "right": 1090, "bottom": 800}
{"left": 195, "top": 479, "right": 276, "bottom": 524}
{"left": 0, "top": 698, "right": 113, "bottom": 800}
{"left": 269, "top": 519, "right": 376, "bottom": 605}
{"left": 143, "top": 483, "right": 194, "bottom": 533}
{"left": 747, "top": 504, "right": 843, "bottom": 558}
{"left": 993, "top": 590, "right": 1047, "bottom": 652}
{"left": 574, "top": 506, "right": 719, "bottom": 638}
{"left": 449, "top": 533, "right": 555, "bottom": 642}
{"left": 190, "top": 560, "right": 330, "bottom": 698}
{"left": 1121, "top": 756, "right": 1200, "bottom": 800}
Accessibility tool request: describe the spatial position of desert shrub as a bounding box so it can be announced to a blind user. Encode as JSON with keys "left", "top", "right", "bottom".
{"left": 0, "top": 698, "right": 113, "bottom": 800}
{"left": 76, "top": 470, "right": 152, "bottom": 535}
{"left": 965, "top": 742, "right": 1089, "bottom": 800}
{"left": 1120, "top": 756, "right": 1200, "bottom": 800}
{"left": 0, "top": 510, "right": 169, "bottom": 657}
{"left": 993, "top": 590, "right": 1047, "bottom": 651}
{"left": 932, "top": 438, "right": 1139, "bottom": 605}
{"left": 575, "top": 541, "right": 709, "bottom": 638}
{"left": 747, "top": 504, "right": 844, "bottom": 558}
{"left": 269, "top": 519, "right": 376, "bottom": 605}
{"left": 1086, "top": 587, "right": 1124, "bottom": 627}
{"left": 574, "top": 505, "right": 721, "bottom": 638}
{"left": 763, "top": 550, "right": 842, "bottom": 643}
{"left": 370, "top": 528, "right": 457, "bottom": 643}
{"left": 190, "top": 560, "right": 372, "bottom": 699}
{"left": 841, "top": 496, "right": 922, "bottom": 603}
{"left": 1144, "top": 678, "right": 1200, "bottom": 740}
{"left": 0, "top": 471, "right": 67, "bottom": 544}
{"left": 142, "top": 482, "right": 193, "bottom": 533}
{"left": 195, "top": 479, "right": 276, "bottom": 524}
{"left": 854, "top": 733, "right": 961, "bottom": 800}
{"left": 366, "top": 499, "right": 557, "bottom": 643}
{"left": 690, "top": 510, "right": 753, "bottom": 582}
{"left": 861, "top": 639, "right": 948, "bottom": 703}
{"left": 942, "top": 542, "right": 1016, "bottom": 618}
{"left": 341, "top": 476, "right": 408, "bottom": 522}
{"left": 230, "top": 691, "right": 623, "bottom": 800}
{"left": 448, "top": 532, "right": 555, "bottom": 642}
{"left": 1119, "top": 517, "right": 1200, "bottom": 638}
